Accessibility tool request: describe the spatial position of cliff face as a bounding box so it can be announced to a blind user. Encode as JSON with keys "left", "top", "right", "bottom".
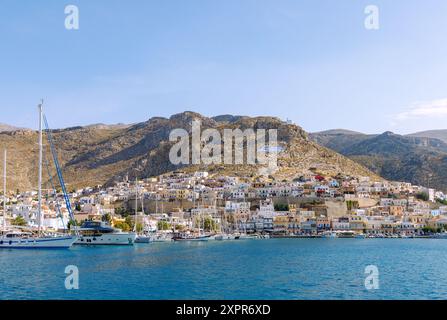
{"left": 0, "top": 112, "right": 380, "bottom": 192}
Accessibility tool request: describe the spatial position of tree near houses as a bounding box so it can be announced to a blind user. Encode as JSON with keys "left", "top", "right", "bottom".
{"left": 203, "top": 217, "right": 219, "bottom": 232}
{"left": 346, "top": 200, "right": 359, "bottom": 211}
{"left": 101, "top": 213, "right": 112, "bottom": 224}
{"left": 12, "top": 216, "right": 27, "bottom": 226}
{"left": 416, "top": 192, "right": 429, "bottom": 202}
{"left": 157, "top": 221, "right": 171, "bottom": 231}
{"left": 114, "top": 221, "right": 131, "bottom": 232}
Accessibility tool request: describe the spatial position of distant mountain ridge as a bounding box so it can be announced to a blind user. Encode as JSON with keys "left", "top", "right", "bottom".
{"left": 408, "top": 130, "right": 447, "bottom": 144}
{"left": 310, "top": 129, "right": 447, "bottom": 191}
{"left": 313, "top": 129, "right": 365, "bottom": 135}
{"left": 0, "top": 123, "right": 29, "bottom": 132}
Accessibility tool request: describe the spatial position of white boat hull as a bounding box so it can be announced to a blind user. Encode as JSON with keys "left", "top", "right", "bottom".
{"left": 322, "top": 232, "right": 337, "bottom": 238}
{"left": 238, "top": 234, "right": 259, "bottom": 240}
{"left": 214, "top": 234, "right": 239, "bottom": 240}
{"left": 75, "top": 232, "right": 136, "bottom": 245}
{"left": 150, "top": 235, "right": 174, "bottom": 242}
{"left": 135, "top": 236, "right": 151, "bottom": 243}
{"left": 174, "top": 235, "right": 213, "bottom": 242}
{"left": 0, "top": 235, "right": 77, "bottom": 249}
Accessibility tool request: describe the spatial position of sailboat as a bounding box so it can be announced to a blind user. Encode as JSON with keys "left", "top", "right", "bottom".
{"left": 134, "top": 178, "right": 151, "bottom": 243}
{"left": 213, "top": 199, "right": 238, "bottom": 241}
{"left": 1, "top": 150, "right": 6, "bottom": 234}
{"left": 173, "top": 207, "right": 213, "bottom": 242}
{"left": 0, "top": 102, "right": 77, "bottom": 248}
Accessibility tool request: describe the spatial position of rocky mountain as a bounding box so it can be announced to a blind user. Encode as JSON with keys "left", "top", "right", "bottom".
{"left": 0, "top": 112, "right": 380, "bottom": 192}
{"left": 310, "top": 130, "right": 447, "bottom": 191}
{"left": 310, "top": 130, "right": 373, "bottom": 153}
{"left": 313, "top": 129, "right": 365, "bottom": 135}
{"left": 210, "top": 115, "right": 245, "bottom": 124}
{"left": 408, "top": 130, "right": 447, "bottom": 144}
{"left": 83, "top": 123, "right": 132, "bottom": 130}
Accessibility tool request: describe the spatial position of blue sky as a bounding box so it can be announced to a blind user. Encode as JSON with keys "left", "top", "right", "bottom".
{"left": 1, "top": 0, "right": 447, "bottom": 134}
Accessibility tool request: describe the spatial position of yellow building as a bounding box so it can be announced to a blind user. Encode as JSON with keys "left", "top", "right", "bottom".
{"left": 389, "top": 205, "right": 404, "bottom": 216}
{"left": 273, "top": 215, "right": 289, "bottom": 234}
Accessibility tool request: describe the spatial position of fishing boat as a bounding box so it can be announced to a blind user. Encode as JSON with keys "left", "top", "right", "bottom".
{"left": 74, "top": 221, "right": 136, "bottom": 245}
{"left": 0, "top": 102, "right": 77, "bottom": 249}
{"left": 174, "top": 235, "right": 213, "bottom": 241}
{"left": 173, "top": 231, "right": 213, "bottom": 241}
{"left": 336, "top": 230, "right": 356, "bottom": 238}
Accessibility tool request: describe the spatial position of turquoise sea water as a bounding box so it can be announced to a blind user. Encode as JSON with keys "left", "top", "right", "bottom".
{"left": 1, "top": 239, "right": 447, "bottom": 300}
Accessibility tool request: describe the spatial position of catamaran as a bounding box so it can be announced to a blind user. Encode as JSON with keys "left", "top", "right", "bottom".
{"left": 0, "top": 102, "right": 77, "bottom": 248}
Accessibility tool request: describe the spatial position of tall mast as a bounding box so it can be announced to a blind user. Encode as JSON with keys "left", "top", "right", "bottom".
{"left": 141, "top": 186, "right": 144, "bottom": 215}
{"left": 38, "top": 101, "right": 43, "bottom": 235}
{"left": 155, "top": 189, "right": 158, "bottom": 214}
{"left": 134, "top": 178, "right": 138, "bottom": 232}
{"left": 3, "top": 149, "right": 6, "bottom": 230}
{"left": 141, "top": 184, "right": 145, "bottom": 233}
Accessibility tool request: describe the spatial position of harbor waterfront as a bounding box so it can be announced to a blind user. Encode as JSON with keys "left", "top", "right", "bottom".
{"left": 1, "top": 238, "right": 447, "bottom": 300}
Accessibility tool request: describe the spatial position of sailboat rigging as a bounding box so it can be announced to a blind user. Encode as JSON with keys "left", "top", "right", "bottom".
{"left": 0, "top": 101, "right": 77, "bottom": 248}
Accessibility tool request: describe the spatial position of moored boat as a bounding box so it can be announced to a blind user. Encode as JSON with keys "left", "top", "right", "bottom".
{"left": 335, "top": 230, "right": 356, "bottom": 238}
{"left": 150, "top": 232, "right": 174, "bottom": 242}
{"left": 135, "top": 235, "right": 152, "bottom": 243}
{"left": 0, "top": 103, "right": 77, "bottom": 249}
{"left": 74, "top": 221, "right": 136, "bottom": 245}
{"left": 214, "top": 233, "right": 239, "bottom": 240}
{"left": 173, "top": 232, "right": 213, "bottom": 241}
{"left": 133, "top": 178, "right": 151, "bottom": 244}
{"left": 322, "top": 231, "right": 338, "bottom": 238}
{"left": 0, "top": 231, "right": 76, "bottom": 248}
{"left": 238, "top": 233, "right": 259, "bottom": 240}
{"left": 432, "top": 232, "right": 447, "bottom": 239}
